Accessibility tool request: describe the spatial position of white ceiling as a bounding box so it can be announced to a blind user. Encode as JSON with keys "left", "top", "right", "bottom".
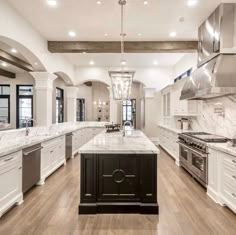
{"left": 8, "top": 0, "right": 226, "bottom": 41}
{"left": 63, "top": 53, "right": 186, "bottom": 67}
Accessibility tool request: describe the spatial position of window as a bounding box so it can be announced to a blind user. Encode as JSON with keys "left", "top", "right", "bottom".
{"left": 0, "top": 85, "right": 10, "bottom": 123}
{"left": 16, "top": 85, "right": 34, "bottom": 129}
{"left": 174, "top": 68, "right": 193, "bottom": 83}
{"left": 122, "top": 99, "right": 136, "bottom": 128}
{"left": 76, "top": 99, "right": 85, "bottom": 121}
{"left": 56, "top": 88, "right": 64, "bottom": 123}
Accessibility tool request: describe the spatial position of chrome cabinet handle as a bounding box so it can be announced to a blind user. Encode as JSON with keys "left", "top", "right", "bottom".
{"left": 18, "top": 166, "right": 22, "bottom": 170}
{"left": 232, "top": 193, "right": 236, "bottom": 198}
{"left": 50, "top": 150, "right": 54, "bottom": 153}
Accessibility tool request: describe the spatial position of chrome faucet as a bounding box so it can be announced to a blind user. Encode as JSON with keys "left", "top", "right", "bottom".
{"left": 25, "top": 118, "right": 37, "bottom": 136}
{"left": 123, "top": 120, "right": 133, "bottom": 137}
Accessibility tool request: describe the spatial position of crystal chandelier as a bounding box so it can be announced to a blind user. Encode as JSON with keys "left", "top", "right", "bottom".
{"left": 109, "top": 0, "right": 135, "bottom": 100}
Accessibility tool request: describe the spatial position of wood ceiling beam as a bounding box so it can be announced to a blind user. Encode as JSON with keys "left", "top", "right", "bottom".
{"left": 0, "top": 68, "right": 16, "bottom": 79}
{"left": 0, "top": 49, "right": 33, "bottom": 72}
{"left": 48, "top": 41, "right": 198, "bottom": 53}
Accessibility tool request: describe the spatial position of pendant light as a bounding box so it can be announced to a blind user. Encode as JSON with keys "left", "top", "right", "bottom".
{"left": 109, "top": 0, "right": 135, "bottom": 101}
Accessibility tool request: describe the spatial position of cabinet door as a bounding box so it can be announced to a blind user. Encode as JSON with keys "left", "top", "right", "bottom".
{"left": 41, "top": 148, "right": 51, "bottom": 176}
{"left": 98, "top": 155, "right": 139, "bottom": 202}
{"left": 163, "top": 94, "right": 167, "bottom": 116}
{"left": 80, "top": 154, "right": 96, "bottom": 203}
{"left": 140, "top": 155, "right": 157, "bottom": 203}
{"left": 166, "top": 93, "right": 171, "bottom": 116}
{"left": 0, "top": 157, "right": 21, "bottom": 207}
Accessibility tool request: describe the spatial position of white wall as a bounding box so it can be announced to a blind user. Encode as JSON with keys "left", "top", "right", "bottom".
{"left": 75, "top": 66, "right": 173, "bottom": 90}
{"left": 172, "top": 53, "right": 198, "bottom": 79}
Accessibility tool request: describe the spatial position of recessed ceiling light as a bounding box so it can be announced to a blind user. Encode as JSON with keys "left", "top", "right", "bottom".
{"left": 138, "top": 33, "right": 142, "bottom": 36}
{"left": 82, "top": 51, "right": 87, "bottom": 54}
{"left": 68, "top": 31, "right": 76, "bottom": 38}
{"left": 34, "top": 62, "right": 38, "bottom": 65}
{"left": 187, "top": 0, "right": 198, "bottom": 7}
{"left": 121, "top": 60, "right": 126, "bottom": 65}
{"left": 169, "top": 32, "right": 177, "bottom": 38}
{"left": 96, "top": 1, "right": 102, "bottom": 4}
{"left": 153, "top": 61, "right": 158, "bottom": 65}
{"left": 1, "top": 62, "right": 7, "bottom": 67}
{"left": 144, "top": 1, "right": 148, "bottom": 5}
{"left": 11, "top": 48, "right": 17, "bottom": 53}
{"left": 89, "top": 60, "right": 94, "bottom": 65}
{"left": 104, "top": 33, "right": 108, "bottom": 37}
{"left": 47, "top": 0, "right": 57, "bottom": 7}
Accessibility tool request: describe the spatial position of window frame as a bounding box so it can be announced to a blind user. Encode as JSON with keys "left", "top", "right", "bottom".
{"left": 16, "top": 85, "right": 34, "bottom": 129}
{"left": 0, "top": 85, "right": 10, "bottom": 124}
{"left": 56, "top": 87, "right": 64, "bottom": 123}
{"left": 76, "top": 98, "right": 85, "bottom": 122}
{"left": 122, "top": 99, "right": 136, "bottom": 128}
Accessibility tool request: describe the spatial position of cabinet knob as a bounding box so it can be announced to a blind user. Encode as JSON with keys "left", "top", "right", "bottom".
{"left": 18, "top": 167, "right": 22, "bottom": 170}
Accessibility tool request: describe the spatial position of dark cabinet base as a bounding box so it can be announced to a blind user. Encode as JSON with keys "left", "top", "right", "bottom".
{"left": 79, "top": 202, "right": 159, "bottom": 214}
{"left": 79, "top": 153, "right": 158, "bottom": 215}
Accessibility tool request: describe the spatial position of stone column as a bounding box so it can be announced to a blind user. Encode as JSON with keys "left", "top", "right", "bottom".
{"left": 30, "top": 72, "right": 57, "bottom": 127}
{"left": 108, "top": 87, "right": 118, "bottom": 123}
{"left": 66, "top": 86, "right": 78, "bottom": 122}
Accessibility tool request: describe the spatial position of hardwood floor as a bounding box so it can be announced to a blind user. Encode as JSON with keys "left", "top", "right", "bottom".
{"left": 0, "top": 148, "right": 236, "bottom": 235}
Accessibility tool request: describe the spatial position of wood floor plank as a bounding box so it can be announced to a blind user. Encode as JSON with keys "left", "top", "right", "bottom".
{"left": 0, "top": 148, "right": 235, "bottom": 235}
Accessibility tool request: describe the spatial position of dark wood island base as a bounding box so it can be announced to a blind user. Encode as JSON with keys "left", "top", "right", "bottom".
{"left": 79, "top": 153, "right": 158, "bottom": 215}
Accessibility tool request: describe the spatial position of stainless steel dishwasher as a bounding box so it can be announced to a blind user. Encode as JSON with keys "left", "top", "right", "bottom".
{"left": 66, "top": 132, "right": 73, "bottom": 160}
{"left": 22, "top": 144, "right": 42, "bottom": 193}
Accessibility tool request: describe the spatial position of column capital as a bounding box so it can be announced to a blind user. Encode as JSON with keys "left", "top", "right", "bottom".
{"left": 66, "top": 86, "right": 78, "bottom": 99}
{"left": 144, "top": 87, "right": 156, "bottom": 98}
{"left": 30, "top": 72, "right": 57, "bottom": 90}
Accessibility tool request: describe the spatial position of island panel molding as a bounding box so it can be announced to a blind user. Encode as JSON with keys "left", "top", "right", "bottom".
{"left": 0, "top": 49, "right": 34, "bottom": 72}
{"left": 48, "top": 41, "right": 198, "bottom": 53}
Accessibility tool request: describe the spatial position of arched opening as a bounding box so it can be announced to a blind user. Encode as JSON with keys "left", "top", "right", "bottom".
{"left": 54, "top": 72, "right": 74, "bottom": 86}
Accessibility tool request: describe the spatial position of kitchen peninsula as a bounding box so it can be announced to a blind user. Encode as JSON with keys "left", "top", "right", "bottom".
{"left": 79, "top": 129, "right": 159, "bottom": 214}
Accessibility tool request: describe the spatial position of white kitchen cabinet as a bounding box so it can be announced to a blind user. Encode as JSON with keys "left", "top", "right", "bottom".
{"left": 39, "top": 136, "right": 66, "bottom": 185}
{"left": 172, "top": 78, "right": 199, "bottom": 116}
{"left": 72, "top": 127, "right": 104, "bottom": 156}
{"left": 0, "top": 151, "right": 23, "bottom": 218}
{"left": 207, "top": 148, "right": 236, "bottom": 213}
{"left": 158, "top": 125, "right": 179, "bottom": 165}
{"left": 161, "top": 86, "right": 172, "bottom": 117}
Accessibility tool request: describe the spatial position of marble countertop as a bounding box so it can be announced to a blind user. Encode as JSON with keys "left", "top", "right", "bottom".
{"left": 208, "top": 142, "right": 236, "bottom": 158}
{"left": 0, "top": 122, "right": 108, "bottom": 158}
{"left": 158, "top": 124, "right": 190, "bottom": 134}
{"left": 79, "top": 129, "right": 159, "bottom": 154}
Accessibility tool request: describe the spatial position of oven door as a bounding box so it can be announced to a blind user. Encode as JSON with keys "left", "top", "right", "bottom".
{"left": 190, "top": 151, "right": 208, "bottom": 185}
{"left": 179, "top": 143, "right": 190, "bottom": 169}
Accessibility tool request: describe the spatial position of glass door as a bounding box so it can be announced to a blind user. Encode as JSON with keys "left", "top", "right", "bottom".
{"left": 0, "top": 85, "right": 10, "bottom": 123}
{"left": 16, "top": 85, "right": 33, "bottom": 129}
{"left": 122, "top": 99, "right": 136, "bottom": 128}
{"left": 76, "top": 99, "right": 85, "bottom": 121}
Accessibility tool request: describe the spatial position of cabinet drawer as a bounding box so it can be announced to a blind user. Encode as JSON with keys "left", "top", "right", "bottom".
{"left": 42, "top": 136, "right": 65, "bottom": 149}
{"left": 222, "top": 176, "right": 236, "bottom": 206}
{"left": 223, "top": 155, "right": 236, "bottom": 171}
{"left": 0, "top": 151, "right": 21, "bottom": 169}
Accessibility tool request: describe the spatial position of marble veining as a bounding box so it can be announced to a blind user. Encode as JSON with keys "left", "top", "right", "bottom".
{"left": 79, "top": 130, "right": 159, "bottom": 154}
{"left": 191, "top": 95, "right": 236, "bottom": 138}
{"left": 0, "top": 122, "right": 108, "bottom": 158}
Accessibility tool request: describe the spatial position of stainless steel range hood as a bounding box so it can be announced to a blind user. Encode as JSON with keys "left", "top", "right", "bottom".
{"left": 180, "top": 54, "right": 236, "bottom": 100}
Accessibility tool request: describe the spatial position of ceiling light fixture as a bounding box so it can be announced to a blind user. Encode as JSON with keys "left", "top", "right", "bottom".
{"left": 1, "top": 62, "right": 7, "bottom": 67}
{"left": 96, "top": 1, "right": 102, "bottom": 4}
{"left": 104, "top": 33, "right": 108, "bottom": 37}
{"left": 47, "top": 0, "right": 57, "bottom": 7}
{"left": 169, "top": 31, "right": 177, "bottom": 38}
{"left": 153, "top": 61, "right": 158, "bottom": 65}
{"left": 89, "top": 60, "right": 94, "bottom": 65}
{"left": 138, "top": 33, "right": 142, "bottom": 36}
{"left": 109, "top": 0, "right": 135, "bottom": 101}
{"left": 82, "top": 51, "right": 87, "bottom": 54}
{"left": 187, "top": 0, "right": 198, "bottom": 7}
{"left": 11, "top": 48, "right": 17, "bottom": 53}
{"left": 144, "top": 1, "right": 148, "bottom": 5}
{"left": 68, "top": 31, "right": 76, "bottom": 37}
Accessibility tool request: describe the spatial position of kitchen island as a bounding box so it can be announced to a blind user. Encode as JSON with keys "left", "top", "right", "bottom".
{"left": 79, "top": 129, "right": 159, "bottom": 214}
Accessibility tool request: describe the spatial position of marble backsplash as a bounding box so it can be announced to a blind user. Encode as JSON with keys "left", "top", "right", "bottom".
{"left": 190, "top": 95, "right": 236, "bottom": 138}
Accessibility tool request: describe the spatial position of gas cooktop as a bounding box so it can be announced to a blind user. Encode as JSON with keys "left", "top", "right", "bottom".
{"left": 181, "top": 132, "right": 228, "bottom": 143}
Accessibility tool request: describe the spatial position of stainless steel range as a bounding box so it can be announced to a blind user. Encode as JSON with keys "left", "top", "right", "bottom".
{"left": 178, "top": 132, "right": 228, "bottom": 187}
